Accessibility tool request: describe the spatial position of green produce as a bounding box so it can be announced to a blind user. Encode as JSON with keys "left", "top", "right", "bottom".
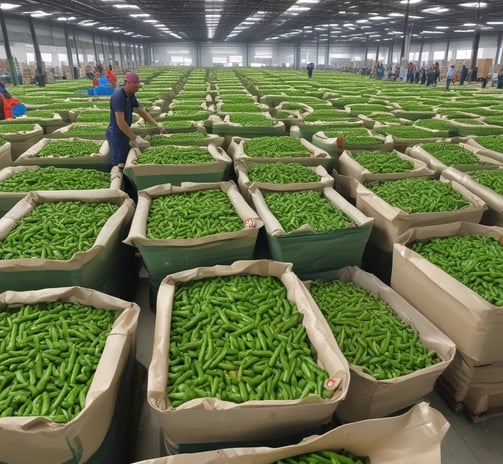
{"left": 411, "top": 234, "right": 503, "bottom": 306}
{"left": 308, "top": 280, "right": 440, "bottom": 379}
{"left": 348, "top": 103, "right": 393, "bottom": 114}
{"left": 167, "top": 274, "right": 332, "bottom": 407}
{"left": 414, "top": 119, "right": 452, "bottom": 131}
{"left": 273, "top": 449, "right": 368, "bottom": 464}
{"left": 149, "top": 132, "right": 209, "bottom": 146}
{"left": 166, "top": 110, "right": 209, "bottom": 120}
{"left": 0, "top": 167, "right": 110, "bottom": 191}
{"left": 375, "top": 126, "right": 442, "bottom": 139}
{"left": 244, "top": 136, "right": 311, "bottom": 158}
{"left": 36, "top": 140, "right": 102, "bottom": 158}
{"left": 229, "top": 113, "right": 275, "bottom": 126}
{"left": 75, "top": 111, "right": 110, "bottom": 123}
{"left": 0, "top": 123, "right": 38, "bottom": 133}
{"left": 137, "top": 146, "right": 214, "bottom": 165}
{"left": 421, "top": 142, "right": 483, "bottom": 165}
{"left": 323, "top": 128, "right": 383, "bottom": 146}
{"left": 248, "top": 163, "right": 320, "bottom": 183}
{"left": 0, "top": 301, "right": 116, "bottom": 422}
{"left": 220, "top": 103, "right": 262, "bottom": 113}
{"left": 351, "top": 151, "right": 414, "bottom": 173}
{"left": 468, "top": 169, "right": 503, "bottom": 194}
{"left": 264, "top": 191, "right": 353, "bottom": 233}
{"left": 60, "top": 123, "right": 108, "bottom": 137}
{"left": 146, "top": 189, "right": 242, "bottom": 239}
{"left": 0, "top": 201, "right": 118, "bottom": 260}
{"left": 473, "top": 135, "right": 503, "bottom": 152}
{"left": 367, "top": 178, "right": 470, "bottom": 213}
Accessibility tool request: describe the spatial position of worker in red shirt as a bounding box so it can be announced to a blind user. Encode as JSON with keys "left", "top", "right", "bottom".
{"left": 106, "top": 66, "right": 118, "bottom": 88}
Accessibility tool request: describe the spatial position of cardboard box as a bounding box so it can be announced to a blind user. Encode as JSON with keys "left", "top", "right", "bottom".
{"left": 123, "top": 145, "right": 232, "bottom": 190}
{"left": 134, "top": 402, "right": 448, "bottom": 464}
{"left": 0, "top": 190, "right": 135, "bottom": 295}
{"left": 335, "top": 149, "right": 435, "bottom": 199}
{"left": 234, "top": 159, "right": 334, "bottom": 203}
{"left": 391, "top": 222, "right": 503, "bottom": 364}
{"left": 0, "top": 165, "right": 123, "bottom": 215}
{"left": 227, "top": 135, "right": 333, "bottom": 171}
{"left": 250, "top": 186, "right": 374, "bottom": 276}
{"left": 0, "top": 286, "right": 139, "bottom": 464}
{"left": 355, "top": 178, "right": 487, "bottom": 252}
{"left": 15, "top": 137, "right": 110, "bottom": 170}
{"left": 148, "top": 260, "right": 350, "bottom": 446}
{"left": 302, "top": 266, "right": 456, "bottom": 422}
{"left": 124, "top": 182, "right": 263, "bottom": 284}
{"left": 405, "top": 142, "right": 502, "bottom": 177}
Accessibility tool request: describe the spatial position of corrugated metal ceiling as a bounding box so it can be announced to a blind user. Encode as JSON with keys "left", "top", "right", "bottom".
{"left": 2, "top": 0, "right": 500, "bottom": 43}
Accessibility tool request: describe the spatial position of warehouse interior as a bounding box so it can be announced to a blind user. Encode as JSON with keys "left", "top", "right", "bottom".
{"left": 0, "top": 1, "right": 503, "bottom": 464}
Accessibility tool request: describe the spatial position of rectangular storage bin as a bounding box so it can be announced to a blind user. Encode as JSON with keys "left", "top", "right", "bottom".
{"left": 0, "top": 286, "right": 139, "bottom": 464}
{"left": 148, "top": 260, "right": 350, "bottom": 446}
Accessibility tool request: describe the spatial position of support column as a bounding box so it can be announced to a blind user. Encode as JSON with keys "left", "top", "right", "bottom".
{"left": 28, "top": 17, "right": 45, "bottom": 87}
{"left": 64, "top": 24, "right": 75, "bottom": 80}
{"left": 118, "top": 39, "right": 126, "bottom": 71}
{"left": 92, "top": 34, "right": 99, "bottom": 67}
{"left": 294, "top": 42, "right": 301, "bottom": 69}
{"left": 418, "top": 40, "right": 424, "bottom": 66}
{"left": 495, "top": 31, "right": 503, "bottom": 67}
{"left": 470, "top": 29, "right": 481, "bottom": 80}
{"left": 325, "top": 28, "right": 330, "bottom": 68}
{"left": 445, "top": 38, "right": 450, "bottom": 66}
{"left": 0, "top": 9, "right": 19, "bottom": 85}
{"left": 399, "top": 0, "right": 411, "bottom": 80}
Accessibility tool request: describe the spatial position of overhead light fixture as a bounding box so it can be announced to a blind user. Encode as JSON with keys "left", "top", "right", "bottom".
{"left": 113, "top": 4, "right": 140, "bottom": 9}
{"left": 400, "top": 0, "right": 422, "bottom": 3}
{"left": 454, "top": 29, "right": 474, "bottom": 32}
{"left": 422, "top": 7, "right": 449, "bottom": 13}
{"left": 57, "top": 16, "right": 76, "bottom": 21}
{"left": 487, "top": 21, "right": 503, "bottom": 25}
{"left": 460, "top": 2, "right": 487, "bottom": 6}
{"left": 28, "top": 10, "right": 52, "bottom": 17}
{"left": 130, "top": 13, "right": 150, "bottom": 18}
{"left": 0, "top": 3, "right": 21, "bottom": 10}
{"left": 435, "top": 26, "right": 449, "bottom": 29}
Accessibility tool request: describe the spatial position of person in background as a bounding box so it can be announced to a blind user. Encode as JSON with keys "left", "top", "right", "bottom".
{"left": 106, "top": 71, "right": 166, "bottom": 168}
{"left": 459, "top": 65, "right": 468, "bottom": 85}
{"left": 306, "top": 62, "right": 314, "bottom": 78}
{"left": 0, "top": 82, "right": 25, "bottom": 120}
{"left": 446, "top": 65, "right": 456, "bottom": 90}
{"left": 419, "top": 65, "right": 426, "bottom": 85}
{"left": 92, "top": 71, "right": 101, "bottom": 87}
{"left": 376, "top": 63, "right": 385, "bottom": 80}
{"left": 434, "top": 62, "right": 440, "bottom": 85}
{"left": 106, "top": 65, "right": 118, "bottom": 88}
{"left": 426, "top": 66, "right": 436, "bottom": 86}
{"left": 406, "top": 62, "right": 415, "bottom": 83}
{"left": 496, "top": 68, "right": 503, "bottom": 89}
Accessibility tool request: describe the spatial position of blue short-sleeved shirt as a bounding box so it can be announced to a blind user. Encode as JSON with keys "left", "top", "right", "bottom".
{"left": 106, "top": 87, "right": 141, "bottom": 165}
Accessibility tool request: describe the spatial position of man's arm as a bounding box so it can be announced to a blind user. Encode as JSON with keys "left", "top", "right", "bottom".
{"left": 115, "top": 111, "right": 137, "bottom": 141}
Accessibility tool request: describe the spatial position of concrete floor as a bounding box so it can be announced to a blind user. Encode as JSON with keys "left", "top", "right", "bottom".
{"left": 131, "top": 277, "right": 503, "bottom": 463}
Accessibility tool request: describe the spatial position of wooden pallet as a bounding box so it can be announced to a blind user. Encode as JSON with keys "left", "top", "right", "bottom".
{"left": 435, "top": 377, "right": 503, "bottom": 423}
{"left": 465, "top": 404, "right": 503, "bottom": 424}
{"left": 434, "top": 377, "right": 464, "bottom": 414}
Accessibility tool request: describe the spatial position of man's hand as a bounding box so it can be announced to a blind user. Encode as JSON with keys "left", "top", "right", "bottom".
{"left": 129, "top": 135, "right": 150, "bottom": 148}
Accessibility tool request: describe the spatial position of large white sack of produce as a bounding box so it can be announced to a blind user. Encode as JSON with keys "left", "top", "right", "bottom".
{"left": 0, "top": 286, "right": 139, "bottom": 464}
{"left": 148, "top": 259, "right": 350, "bottom": 446}
{"left": 133, "top": 402, "right": 448, "bottom": 464}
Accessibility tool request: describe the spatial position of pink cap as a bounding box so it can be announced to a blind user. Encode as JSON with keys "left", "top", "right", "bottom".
{"left": 124, "top": 71, "right": 140, "bottom": 85}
